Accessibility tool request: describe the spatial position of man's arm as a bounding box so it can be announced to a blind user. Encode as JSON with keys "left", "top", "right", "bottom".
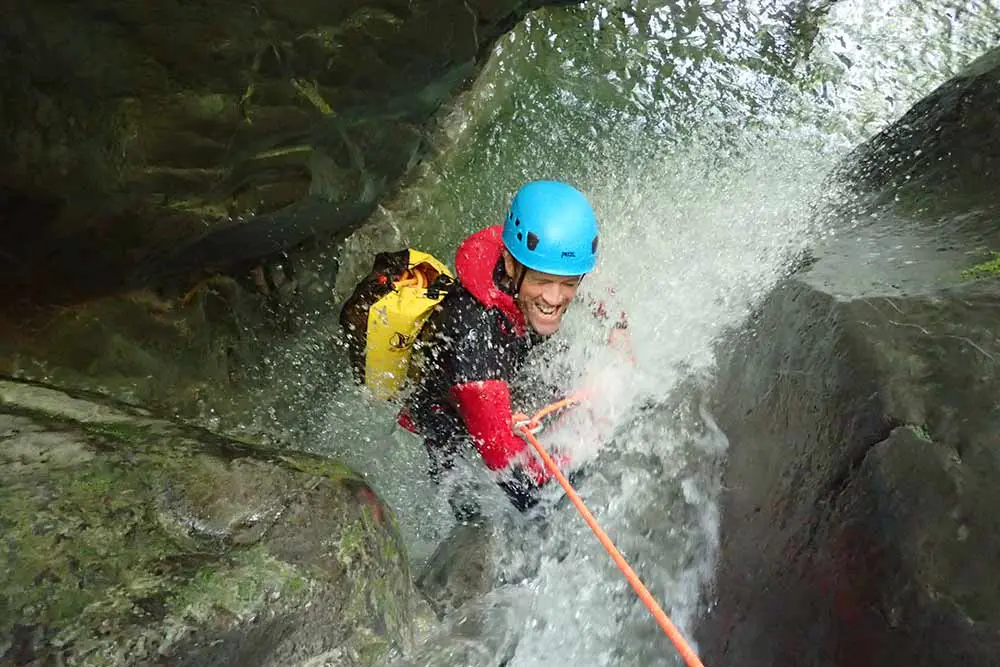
{"left": 450, "top": 378, "right": 556, "bottom": 510}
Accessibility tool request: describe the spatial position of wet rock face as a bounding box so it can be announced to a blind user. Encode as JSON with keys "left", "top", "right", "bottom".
{"left": 0, "top": 378, "right": 417, "bottom": 667}
{"left": 416, "top": 522, "right": 498, "bottom": 619}
{"left": 840, "top": 47, "right": 1000, "bottom": 221}
{"left": 699, "top": 47, "right": 1000, "bottom": 667}
{"left": 0, "top": 0, "right": 572, "bottom": 308}
{"left": 701, "top": 278, "right": 1000, "bottom": 667}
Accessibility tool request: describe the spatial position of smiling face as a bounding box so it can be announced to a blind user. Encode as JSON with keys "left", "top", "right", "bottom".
{"left": 503, "top": 251, "right": 582, "bottom": 336}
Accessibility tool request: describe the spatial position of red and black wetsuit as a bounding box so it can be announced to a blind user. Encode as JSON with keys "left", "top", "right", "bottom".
{"left": 397, "top": 225, "right": 558, "bottom": 511}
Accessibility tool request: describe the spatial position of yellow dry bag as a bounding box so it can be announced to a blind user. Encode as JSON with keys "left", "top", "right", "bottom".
{"left": 339, "top": 248, "right": 453, "bottom": 399}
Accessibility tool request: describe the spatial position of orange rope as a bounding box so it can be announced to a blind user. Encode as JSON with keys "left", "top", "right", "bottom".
{"left": 511, "top": 392, "right": 587, "bottom": 432}
{"left": 515, "top": 397, "right": 706, "bottom": 667}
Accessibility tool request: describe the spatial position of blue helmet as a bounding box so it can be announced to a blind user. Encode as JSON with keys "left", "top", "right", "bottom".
{"left": 501, "top": 180, "right": 599, "bottom": 276}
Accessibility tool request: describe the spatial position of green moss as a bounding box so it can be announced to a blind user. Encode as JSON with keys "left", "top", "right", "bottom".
{"left": 337, "top": 516, "right": 374, "bottom": 570}
{"left": 82, "top": 420, "right": 155, "bottom": 445}
{"left": 180, "top": 92, "right": 234, "bottom": 120}
{"left": 166, "top": 546, "right": 314, "bottom": 623}
{"left": 359, "top": 638, "right": 391, "bottom": 664}
{"left": 333, "top": 509, "right": 412, "bottom": 655}
{"left": 1, "top": 381, "right": 414, "bottom": 664}
{"left": 1, "top": 460, "right": 173, "bottom": 632}
{"left": 278, "top": 453, "right": 359, "bottom": 483}
{"left": 297, "top": 9, "right": 402, "bottom": 51}
{"left": 960, "top": 251, "right": 1000, "bottom": 280}
{"left": 288, "top": 575, "right": 307, "bottom": 594}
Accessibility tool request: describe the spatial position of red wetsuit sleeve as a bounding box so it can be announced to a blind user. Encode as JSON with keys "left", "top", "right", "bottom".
{"left": 450, "top": 379, "right": 527, "bottom": 471}
{"left": 450, "top": 379, "right": 558, "bottom": 485}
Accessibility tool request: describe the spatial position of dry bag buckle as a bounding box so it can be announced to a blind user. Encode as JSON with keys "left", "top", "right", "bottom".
{"left": 425, "top": 275, "right": 453, "bottom": 300}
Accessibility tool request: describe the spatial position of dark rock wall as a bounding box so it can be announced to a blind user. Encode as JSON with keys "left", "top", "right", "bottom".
{"left": 0, "top": 0, "right": 579, "bottom": 419}
{"left": 699, "top": 46, "right": 1000, "bottom": 667}
{"left": 0, "top": 0, "right": 575, "bottom": 309}
{"left": 701, "top": 278, "right": 1000, "bottom": 667}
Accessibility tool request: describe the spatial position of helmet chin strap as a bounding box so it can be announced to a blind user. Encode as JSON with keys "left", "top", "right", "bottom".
{"left": 498, "top": 252, "right": 528, "bottom": 298}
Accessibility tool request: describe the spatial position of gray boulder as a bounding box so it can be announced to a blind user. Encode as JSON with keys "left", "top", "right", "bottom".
{"left": 701, "top": 276, "right": 1000, "bottom": 667}
{"left": 0, "top": 378, "right": 421, "bottom": 666}
{"left": 698, "top": 45, "right": 1000, "bottom": 667}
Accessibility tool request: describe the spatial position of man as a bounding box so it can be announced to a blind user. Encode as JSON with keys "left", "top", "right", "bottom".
{"left": 397, "top": 180, "right": 610, "bottom": 516}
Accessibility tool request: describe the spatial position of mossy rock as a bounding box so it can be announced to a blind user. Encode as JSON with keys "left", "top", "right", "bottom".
{"left": 0, "top": 378, "right": 417, "bottom": 666}
{"left": 961, "top": 251, "right": 1000, "bottom": 281}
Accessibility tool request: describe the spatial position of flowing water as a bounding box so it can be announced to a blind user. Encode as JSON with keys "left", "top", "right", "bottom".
{"left": 218, "top": 1, "right": 999, "bottom": 665}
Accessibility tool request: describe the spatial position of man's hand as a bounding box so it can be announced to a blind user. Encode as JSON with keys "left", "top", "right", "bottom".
{"left": 608, "top": 321, "right": 635, "bottom": 366}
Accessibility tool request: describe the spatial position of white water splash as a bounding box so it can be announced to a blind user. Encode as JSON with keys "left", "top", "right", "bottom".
{"left": 279, "top": 1, "right": 999, "bottom": 666}
{"left": 490, "top": 136, "right": 833, "bottom": 667}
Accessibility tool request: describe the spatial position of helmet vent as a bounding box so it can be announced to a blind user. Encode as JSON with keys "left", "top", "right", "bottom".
{"left": 526, "top": 232, "right": 540, "bottom": 251}
{"left": 515, "top": 217, "right": 520, "bottom": 226}
{"left": 592, "top": 236, "right": 599, "bottom": 254}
